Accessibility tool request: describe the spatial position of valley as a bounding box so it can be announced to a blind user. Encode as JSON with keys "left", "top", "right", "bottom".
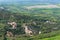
{"left": 0, "top": 0, "right": 60, "bottom": 40}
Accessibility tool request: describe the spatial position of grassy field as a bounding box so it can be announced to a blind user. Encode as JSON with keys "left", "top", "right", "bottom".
{"left": 6, "top": 35, "right": 60, "bottom": 40}
{"left": 42, "top": 35, "right": 60, "bottom": 40}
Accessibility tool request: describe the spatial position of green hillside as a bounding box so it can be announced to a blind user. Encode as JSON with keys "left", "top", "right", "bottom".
{"left": 0, "top": 4, "right": 60, "bottom": 40}
{"left": 42, "top": 35, "right": 60, "bottom": 40}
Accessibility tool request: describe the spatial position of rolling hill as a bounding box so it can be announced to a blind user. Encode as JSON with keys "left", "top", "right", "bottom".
{"left": 42, "top": 35, "right": 60, "bottom": 40}
{"left": 0, "top": 0, "right": 60, "bottom": 40}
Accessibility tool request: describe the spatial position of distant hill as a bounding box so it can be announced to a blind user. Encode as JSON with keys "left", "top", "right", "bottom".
{"left": 25, "top": 5, "right": 60, "bottom": 9}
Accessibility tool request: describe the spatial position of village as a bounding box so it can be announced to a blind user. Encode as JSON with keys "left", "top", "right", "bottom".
{"left": 6, "top": 21, "right": 41, "bottom": 37}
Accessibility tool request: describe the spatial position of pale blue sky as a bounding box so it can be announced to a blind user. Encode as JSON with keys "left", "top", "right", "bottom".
{"left": 0, "top": 0, "right": 60, "bottom": 4}
{"left": 0, "top": 0, "right": 60, "bottom": 2}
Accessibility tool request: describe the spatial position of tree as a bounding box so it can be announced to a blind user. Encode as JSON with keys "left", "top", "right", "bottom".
{"left": 9, "top": 15, "right": 17, "bottom": 22}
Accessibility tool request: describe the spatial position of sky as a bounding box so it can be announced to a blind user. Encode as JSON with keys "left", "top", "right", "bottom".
{"left": 0, "top": 0, "right": 60, "bottom": 2}
{"left": 0, "top": 0, "right": 60, "bottom": 4}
